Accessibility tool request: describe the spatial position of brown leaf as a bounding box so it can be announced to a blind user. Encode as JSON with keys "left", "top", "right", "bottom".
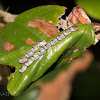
{"left": 66, "top": 6, "right": 91, "bottom": 28}
{"left": 27, "top": 18, "right": 60, "bottom": 37}
{"left": 57, "top": 6, "right": 91, "bottom": 30}
{"left": 92, "top": 22, "right": 100, "bottom": 32}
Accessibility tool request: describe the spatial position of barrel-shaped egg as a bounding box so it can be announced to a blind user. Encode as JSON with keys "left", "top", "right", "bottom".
{"left": 19, "top": 65, "right": 27, "bottom": 73}
{"left": 44, "top": 42, "right": 51, "bottom": 49}
{"left": 50, "top": 38, "right": 58, "bottom": 45}
{"left": 63, "top": 29, "right": 71, "bottom": 36}
{"left": 57, "top": 34, "right": 65, "bottom": 40}
{"left": 31, "top": 54, "right": 39, "bottom": 61}
{"left": 37, "top": 40, "right": 46, "bottom": 47}
{"left": 38, "top": 48, "right": 46, "bottom": 56}
{"left": 31, "top": 45, "right": 39, "bottom": 52}
{"left": 19, "top": 56, "right": 27, "bottom": 64}
{"left": 70, "top": 26, "right": 78, "bottom": 32}
{"left": 25, "top": 50, "right": 33, "bottom": 58}
{"left": 25, "top": 59, "right": 33, "bottom": 66}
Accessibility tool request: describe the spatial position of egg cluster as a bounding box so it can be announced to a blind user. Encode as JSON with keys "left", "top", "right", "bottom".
{"left": 19, "top": 26, "right": 78, "bottom": 73}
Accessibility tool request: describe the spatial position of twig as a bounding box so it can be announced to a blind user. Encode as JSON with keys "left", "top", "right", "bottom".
{"left": 0, "top": 10, "right": 17, "bottom": 23}
{"left": 92, "top": 22, "right": 100, "bottom": 44}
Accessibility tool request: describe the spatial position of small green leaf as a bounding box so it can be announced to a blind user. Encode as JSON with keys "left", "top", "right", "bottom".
{"left": 76, "top": 0, "right": 100, "bottom": 20}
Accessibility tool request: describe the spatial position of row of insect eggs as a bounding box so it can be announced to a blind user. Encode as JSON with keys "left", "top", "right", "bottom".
{"left": 19, "top": 26, "right": 78, "bottom": 73}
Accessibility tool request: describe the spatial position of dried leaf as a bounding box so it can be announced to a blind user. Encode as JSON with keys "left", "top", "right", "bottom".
{"left": 27, "top": 18, "right": 60, "bottom": 37}
{"left": 66, "top": 6, "right": 91, "bottom": 27}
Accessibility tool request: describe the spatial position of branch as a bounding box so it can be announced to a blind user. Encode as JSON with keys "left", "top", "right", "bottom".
{"left": 0, "top": 10, "right": 17, "bottom": 23}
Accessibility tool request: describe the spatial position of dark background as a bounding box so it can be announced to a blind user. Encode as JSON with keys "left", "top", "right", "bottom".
{"left": 0, "top": 0, "right": 75, "bottom": 14}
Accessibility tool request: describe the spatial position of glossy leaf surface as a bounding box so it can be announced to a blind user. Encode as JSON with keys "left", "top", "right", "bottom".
{"left": 0, "top": 5, "right": 95, "bottom": 96}
{"left": 56, "top": 23, "right": 95, "bottom": 67}
{"left": 6, "top": 23, "right": 95, "bottom": 96}
{"left": 0, "top": 5, "right": 65, "bottom": 60}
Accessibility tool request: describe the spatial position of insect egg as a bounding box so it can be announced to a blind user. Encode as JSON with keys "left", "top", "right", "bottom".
{"left": 31, "top": 54, "right": 39, "bottom": 61}
{"left": 25, "top": 50, "right": 33, "bottom": 58}
{"left": 37, "top": 40, "right": 46, "bottom": 47}
{"left": 63, "top": 29, "right": 71, "bottom": 36}
{"left": 25, "top": 59, "right": 33, "bottom": 66}
{"left": 57, "top": 34, "right": 65, "bottom": 40}
{"left": 44, "top": 42, "right": 51, "bottom": 49}
{"left": 19, "top": 56, "right": 27, "bottom": 63}
{"left": 19, "top": 65, "right": 27, "bottom": 73}
{"left": 50, "top": 38, "right": 58, "bottom": 45}
{"left": 31, "top": 45, "right": 39, "bottom": 52}
{"left": 70, "top": 26, "right": 78, "bottom": 31}
{"left": 38, "top": 48, "right": 46, "bottom": 56}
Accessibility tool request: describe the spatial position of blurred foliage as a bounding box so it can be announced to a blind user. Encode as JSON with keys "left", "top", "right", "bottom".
{"left": 71, "top": 61, "right": 100, "bottom": 100}
{"left": 76, "top": 0, "right": 100, "bottom": 21}
{"left": 0, "top": 2, "right": 4, "bottom": 10}
{"left": 12, "top": 88, "right": 39, "bottom": 100}
{"left": 0, "top": 4, "right": 3, "bottom": 10}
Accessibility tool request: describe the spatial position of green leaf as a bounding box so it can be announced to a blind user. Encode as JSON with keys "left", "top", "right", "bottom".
{"left": 12, "top": 63, "right": 69, "bottom": 100}
{"left": 6, "top": 23, "right": 95, "bottom": 96}
{"left": 0, "top": 5, "right": 65, "bottom": 64}
{"left": 0, "top": 5, "right": 95, "bottom": 96}
{"left": 0, "top": 5, "right": 65, "bottom": 95}
{"left": 76, "top": 0, "right": 100, "bottom": 20}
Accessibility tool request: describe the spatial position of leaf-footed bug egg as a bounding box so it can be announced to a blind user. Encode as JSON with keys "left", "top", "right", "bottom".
{"left": 63, "top": 29, "right": 71, "bottom": 36}
{"left": 44, "top": 42, "right": 51, "bottom": 49}
{"left": 25, "top": 59, "right": 33, "bottom": 66}
{"left": 25, "top": 50, "right": 33, "bottom": 58}
{"left": 37, "top": 40, "right": 46, "bottom": 47}
{"left": 31, "top": 45, "right": 39, "bottom": 52}
{"left": 19, "top": 65, "right": 27, "bottom": 73}
{"left": 38, "top": 48, "right": 46, "bottom": 56}
{"left": 50, "top": 38, "right": 58, "bottom": 45}
{"left": 31, "top": 54, "right": 39, "bottom": 61}
{"left": 57, "top": 34, "right": 65, "bottom": 40}
{"left": 70, "top": 26, "right": 78, "bottom": 32}
{"left": 19, "top": 56, "right": 27, "bottom": 63}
